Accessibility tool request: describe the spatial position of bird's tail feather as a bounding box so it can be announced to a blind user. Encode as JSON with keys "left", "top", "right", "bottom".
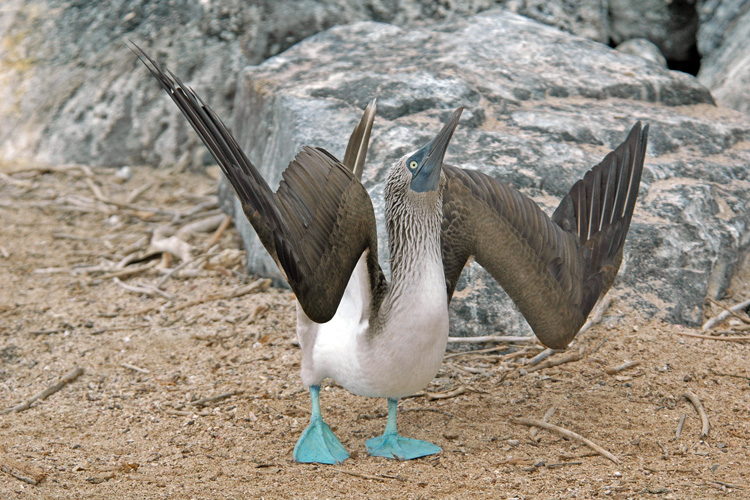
{"left": 343, "top": 99, "right": 377, "bottom": 180}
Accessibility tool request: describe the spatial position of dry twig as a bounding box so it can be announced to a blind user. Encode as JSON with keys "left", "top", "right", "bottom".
{"left": 447, "top": 335, "right": 535, "bottom": 344}
{"left": 445, "top": 343, "right": 542, "bottom": 360}
{"left": 682, "top": 390, "right": 710, "bottom": 438}
{"left": 529, "top": 406, "right": 557, "bottom": 441}
{"left": 702, "top": 298, "right": 750, "bottom": 330}
{"left": 333, "top": 468, "right": 403, "bottom": 482}
{"left": 605, "top": 360, "right": 640, "bottom": 375}
{"left": 177, "top": 213, "right": 227, "bottom": 237}
{"left": 188, "top": 390, "right": 243, "bottom": 407}
{"left": 675, "top": 331, "right": 750, "bottom": 342}
{"left": 121, "top": 362, "right": 150, "bottom": 374}
{"left": 512, "top": 417, "right": 620, "bottom": 464}
{"left": 707, "top": 297, "right": 750, "bottom": 325}
{"left": 2, "top": 366, "right": 84, "bottom": 414}
{"left": 156, "top": 252, "right": 214, "bottom": 288}
{"left": 675, "top": 413, "right": 686, "bottom": 439}
{"left": 203, "top": 214, "right": 233, "bottom": 251}
{"left": 113, "top": 277, "right": 175, "bottom": 300}
{"left": 0, "top": 457, "right": 46, "bottom": 485}
{"left": 521, "top": 348, "right": 583, "bottom": 374}
{"left": 526, "top": 348, "right": 560, "bottom": 367}
{"left": 93, "top": 261, "right": 157, "bottom": 281}
{"left": 578, "top": 294, "right": 613, "bottom": 334}
{"left": 126, "top": 182, "right": 153, "bottom": 204}
{"left": 425, "top": 386, "right": 466, "bottom": 401}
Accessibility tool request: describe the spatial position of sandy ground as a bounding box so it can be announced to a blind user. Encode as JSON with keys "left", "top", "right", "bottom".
{"left": 1, "top": 161, "right": 749, "bottom": 499}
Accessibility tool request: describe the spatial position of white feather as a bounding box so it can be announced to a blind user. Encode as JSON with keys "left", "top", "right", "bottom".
{"left": 297, "top": 227, "right": 449, "bottom": 399}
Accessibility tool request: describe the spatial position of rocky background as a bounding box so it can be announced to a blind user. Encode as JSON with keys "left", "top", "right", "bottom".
{"left": 1, "top": 0, "right": 749, "bottom": 337}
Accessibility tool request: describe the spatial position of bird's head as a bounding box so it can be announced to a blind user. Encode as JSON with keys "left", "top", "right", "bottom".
{"left": 386, "top": 107, "right": 463, "bottom": 214}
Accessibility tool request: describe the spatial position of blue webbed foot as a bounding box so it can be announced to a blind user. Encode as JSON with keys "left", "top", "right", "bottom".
{"left": 294, "top": 418, "right": 350, "bottom": 464}
{"left": 366, "top": 432, "right": 441, "bottom": 460}
{"left": 366, "top": 397, "right": 441, "bottom": 460}
{"left": 293, "top": 386, "right": 349, "bottom": 464}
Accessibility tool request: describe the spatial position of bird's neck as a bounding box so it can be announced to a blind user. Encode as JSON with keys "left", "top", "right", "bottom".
{"left": 384, "top": 192, "right": 445, "bottom": 305}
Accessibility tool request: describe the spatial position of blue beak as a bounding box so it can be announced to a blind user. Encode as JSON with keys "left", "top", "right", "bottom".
{"left": 409, "top": 107, "right": 463, "bottom": 193}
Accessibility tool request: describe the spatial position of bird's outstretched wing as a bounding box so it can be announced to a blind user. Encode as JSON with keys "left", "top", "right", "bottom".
{"left": 131, "top": 43, "right": 387, "bottom": 324}
{"left": 441, "top": 123, "right": 648, "bottom": 349}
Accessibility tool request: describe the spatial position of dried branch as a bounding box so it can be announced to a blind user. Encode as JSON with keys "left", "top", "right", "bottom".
{"left": 521, "top": 348, "right": 583, "bottom": 374}
{"left": 1, "top": 366, "right": 84, "bottom": 414}
{"left": 188, "top": 390, "right": 242, "bottom": 407}
{"left": 526, "top": 348, "right": 560, "bottom": 367}
{"left": 605, "top": 360, "right": 640, "bottom": 375}
{"left": 333, "top": 468, "right": 403, "bottom": 482}
{"left": 512, "top": 417, "right": 620, "bottom": 464}
{"left": 198, "top": 215, "right": 233, "bottom": 253}
{"left": 121, "top": 362, "right": 150, "bottom": 374}
{"left": 529, "top": 406, "right": 557, "bottom": 441}
{"left": 675, "top": 413, "right": 686, "bottom": 439}
{"left": 444, "top": 344, "right": 542, "bottom": 360}
{"left": 113, "top": 277, "right": 175, "bottom": 301}
{"left": 675, "top": 331, "right": 750, "bottom": 342}
{"left": 156, "top": 253, "right": 213, "bottom": 288}
{"left": 702, "top": 298, "right": 750, "bottom": 330}
{"left": 0, "top": 457, "right": 46, "bottom": 485}
{"left": 425, "top": 386, "right": 466, "bottom": 401}
{"left": 125, "top": 181, "right": 153, "bottom": 204}
{"left": 683, "top": 390, "right": 710, "bottom": 438}
{"left": 177, "top": 213, "right": 227, "bottom": 237}
{"left": 447, "top": 335, "right": 535, "bottom": 344}
{"left": 578, "top": 294, "right": 613, "bottom": 334}
{"left": 94, "top": 261, "right": 157, "bottom": 281}
{"left": 707, "top": 297, "right": 750, "bottom": 325}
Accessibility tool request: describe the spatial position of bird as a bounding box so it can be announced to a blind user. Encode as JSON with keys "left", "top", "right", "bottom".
{"left": 130, "top": 43, "right": 648, "bottom": 464}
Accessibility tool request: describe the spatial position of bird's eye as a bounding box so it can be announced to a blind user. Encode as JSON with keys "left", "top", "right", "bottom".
{"left": 409, "top": 160, "right": 418, "bottom": 170}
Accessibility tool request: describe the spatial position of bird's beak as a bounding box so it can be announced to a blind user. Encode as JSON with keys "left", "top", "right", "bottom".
{"left": 411, "top": 107, "right": 463, "bottom": 193}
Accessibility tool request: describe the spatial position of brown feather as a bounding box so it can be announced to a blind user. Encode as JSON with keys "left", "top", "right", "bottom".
{"left": 343, "top": 99, "right": 377, "bottom": 180}
{"left": 442, "top": 122, "right": 648, "bottom": 349}
{"left": 131, "top": 43, "right": 387, "bottom": 324}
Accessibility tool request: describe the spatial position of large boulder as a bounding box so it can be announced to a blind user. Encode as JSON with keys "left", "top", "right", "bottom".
{"left": 696, "top": 0, "right": 750, "bottom": 114}
{"left": 223, "top": 9, "right": 750, "bottom": 337}
{"left": 0, "top": 0, "right": 609, "bottom": 169}
{"left": 0, "top": 0, "right": 376, "bottom": 168}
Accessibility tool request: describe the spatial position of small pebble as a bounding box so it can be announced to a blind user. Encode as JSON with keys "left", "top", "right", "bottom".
{"left": 116, "top": 166, "right": 132, "bottom": 180}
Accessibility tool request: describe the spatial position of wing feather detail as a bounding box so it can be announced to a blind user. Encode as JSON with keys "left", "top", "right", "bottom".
{"left": 131, "top": 43, "right": 386, "bottom": 323}
{"left": 442, "top": 123, "right": 648, "bottom": 349}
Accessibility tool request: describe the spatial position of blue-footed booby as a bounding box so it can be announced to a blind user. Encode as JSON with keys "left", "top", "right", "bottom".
{"left": 131, "top": 43, "right": 648, "bottom": 464}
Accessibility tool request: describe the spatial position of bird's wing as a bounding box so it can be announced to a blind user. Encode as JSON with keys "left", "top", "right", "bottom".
{"left": 441, "top": 123, "right": 648, "bottom": 349}
{"left": 342, "top": 99, "right": 376, "bottom": 180}
{"left": 131, "top": 43, "right": 387, "bottom": 324}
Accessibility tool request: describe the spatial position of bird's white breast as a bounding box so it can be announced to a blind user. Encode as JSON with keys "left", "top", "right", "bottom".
{"left": 296, "top": 251, "right": 449, "bottom": 399}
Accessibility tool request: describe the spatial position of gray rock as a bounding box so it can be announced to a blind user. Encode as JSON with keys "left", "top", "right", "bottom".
{"left": 616, "top": 38, "right": 668, "bottom": 67}
{"left": 608, "top": 0, "right": 700, "bottom": 62}
{"left": 0, "top": 0, "right": 610, "bottom": 169}
{"left": 696, "top": 0, "right": 750, "bottom": 114}
{"left": 500, "top": 0, "right": 609, "bottom": 42}
{"left": 696, "top": 0, "right": 750, "bottom": 58}
{"left": 222, "top": 9, "right": 749, "bottom": 338}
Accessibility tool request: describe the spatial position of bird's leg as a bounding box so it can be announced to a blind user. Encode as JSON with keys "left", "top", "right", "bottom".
{"left": 366, "top": 398, "right": 442, "bottom": 460}
{"left": 293, "top": 385, "right": 349, "bottom": 464}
